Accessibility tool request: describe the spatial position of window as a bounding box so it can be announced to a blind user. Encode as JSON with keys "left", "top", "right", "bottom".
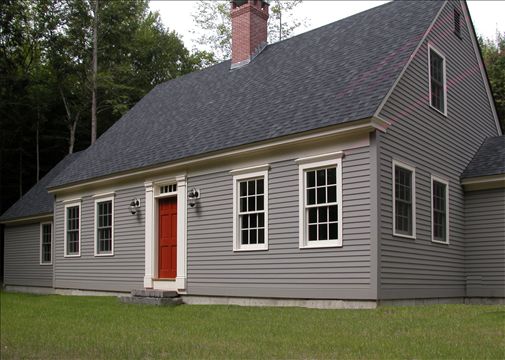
{"left": 297, "top": 154, "right": 343, "bottom": 248}
{"left": 429, "top": 45, "right": 447, "bottom": 115}
{"left": 431, "top": 176, "right": 449, "bottom": 244}
{"left": 64, "top": 202, "right": 81, "bottom": 257}
{"left": 393, "top": 160, "right": 416, "bottom": 238}
{"left": 95, "top": 197, "right": 114, "bottom": 256}
{"left": 232, "top": 165, "right": 269, "bottom": 251}
{"left": 40, "top": 222, "right": 52, "bottom": 265}
{"left": 454, "top": 8, "right": 461, "bottom": 38}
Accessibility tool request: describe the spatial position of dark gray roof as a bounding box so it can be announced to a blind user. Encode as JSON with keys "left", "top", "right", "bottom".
{"left": 0, "top": 152, "right": 81, "bottom": 222}
{"left": 50, "top": 1, "right": 444, "bottom": 188}
{"left": 461, "top": 136, "right": 505, "bottom": 179}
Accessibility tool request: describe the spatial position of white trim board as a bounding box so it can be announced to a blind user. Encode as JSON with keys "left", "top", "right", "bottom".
{"left": 93, "top": 196, "right": 115, "bottom": 257}
{"left": 298, "top": 154, "right": 343, "bottom": 249}
{"left": 63, "top": 201, "right": 81, "bottom": 258}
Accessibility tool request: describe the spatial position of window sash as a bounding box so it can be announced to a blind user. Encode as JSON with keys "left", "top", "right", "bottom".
{"left": 394, "top": 165, "right": 414, "bottom": 236}
{"left": 304, "top": 166, "right": 339, "bottom": 242}
{"left": 238, "top": 178, "right": 265, "bottom": 246}
{"left": 429, "top": 48, "right": 446, "bottom": 113}
{"left": 432, "top": 180, "right": 448, "bottom": 242}
{"left": 66, "top": 205, "right": 80, "bottom": 255}
{"left": 96, "top": 199, "right": 113, "bottom": 255}
{"left": 41, "top": 223, "right": 52, "bottom": 264}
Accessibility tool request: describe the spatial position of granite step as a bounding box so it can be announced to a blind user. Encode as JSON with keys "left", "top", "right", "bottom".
{"left": 119, "top": 295, "right": 183, "bottom": 306}
{"left": 131, "top": 289, "right": 178, "bottom": 298}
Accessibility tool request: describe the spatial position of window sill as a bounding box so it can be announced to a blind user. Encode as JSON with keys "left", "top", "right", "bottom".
{"left": 233, "top": 246, "right": 268, "bottom": 252}
{"left": 393, "top": 232, "right": 416, "bottom": 240}
{"left": 64, "top": 254, "right": 81, "bottom": 258}
{"left": 94, "top": 253, "right": 114, "bottom": 257}
{"left": 432, "top": 239, "right": 449, "bottom": 245}
{"left": 300, "top": 241, "right": 342, "bottom": 249}
{"left": 40, "top": 262, "right": 52, "bottom": 266}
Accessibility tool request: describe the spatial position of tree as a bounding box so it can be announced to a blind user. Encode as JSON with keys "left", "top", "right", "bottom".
{"left": 479, "top": 32, "right": 505, "bottom": 131}
{"left": 191, "top": 0, "right": 307, "bottom": 62}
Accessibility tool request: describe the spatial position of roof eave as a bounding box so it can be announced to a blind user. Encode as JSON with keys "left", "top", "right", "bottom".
{"left": 0, "top": 212, "right": 53, "bottom": 225}
{"left": 461, "top": 173, "right": 505, "bottom": 191}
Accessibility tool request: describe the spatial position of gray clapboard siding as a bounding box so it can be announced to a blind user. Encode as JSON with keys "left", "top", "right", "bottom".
{"left": 4, "top": 223, "right": 53, "bottom": 287}
{"left": 378, "top": 2, "right": 500, "bottom": 299}
{"left": 465, "top": 189, "right": 505, "bottom": 297}
{"left": 53, "top": 186, "right": 145, "bottom": 292}
{"left": 187, "top": 146, "right": 375, "bottom": 299}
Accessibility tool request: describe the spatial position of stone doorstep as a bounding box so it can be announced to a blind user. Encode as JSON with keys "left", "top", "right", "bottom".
{"left": 120, "top": 296, "right": 183, "bottom": 306}
{"left": 130, "top": 289, "right": 179, "bottom": 298}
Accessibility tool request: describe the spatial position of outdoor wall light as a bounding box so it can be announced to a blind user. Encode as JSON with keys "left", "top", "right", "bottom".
{"left": 188, "top": 188, "right": 201, "bottom": 207}
{"left": 129, "top": 198, "right": 141, "bottom": 215}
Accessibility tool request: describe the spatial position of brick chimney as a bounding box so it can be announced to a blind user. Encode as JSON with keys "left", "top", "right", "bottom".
{"left": 230, "top": 0, "right": 269, "bottom": 69}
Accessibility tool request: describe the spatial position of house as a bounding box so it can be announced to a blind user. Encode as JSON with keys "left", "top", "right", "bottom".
{"left": 1, "top": 0, "right": 504, "bottom": 307}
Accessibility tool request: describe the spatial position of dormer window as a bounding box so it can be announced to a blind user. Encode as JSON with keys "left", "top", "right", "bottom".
{"left": 428, "top": 45, "right": 447, "bottom": 115}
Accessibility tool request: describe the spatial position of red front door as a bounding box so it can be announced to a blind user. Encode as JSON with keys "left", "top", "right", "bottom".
{"left": 158, "top": 197, "right": 177, "bottom": 279}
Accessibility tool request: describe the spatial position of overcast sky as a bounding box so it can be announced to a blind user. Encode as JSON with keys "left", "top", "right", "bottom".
{"left": 149, "top": 1, "right": 505, "bottom": 52}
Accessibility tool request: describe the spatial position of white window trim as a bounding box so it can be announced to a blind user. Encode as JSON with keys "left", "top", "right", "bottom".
{"left": 431, "top": 175, "right": 450, "bottom": 245}
{"left": 40, "top": 221, "right": 53, "bottom": 265}
{"left": 428, "top": 43, "right": 447, "bottom": 116}
{"left": 64, "top": 201, "right": 81, "bottom": 258}
{"left": 94, "top": 195, "right": 115, "bottom": 257}
{"left": 232, "top": 166, "right": 269, "bottom": 252}
{"left": 297, "top": 154, "right": 343, "bottom": 249}
{"left": 392, "top": 160, "right": 417, "bottom": 239}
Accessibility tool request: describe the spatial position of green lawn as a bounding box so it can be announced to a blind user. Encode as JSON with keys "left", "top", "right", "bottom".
{"left": 0, "top": 292, "right": 504, "bottom": 359}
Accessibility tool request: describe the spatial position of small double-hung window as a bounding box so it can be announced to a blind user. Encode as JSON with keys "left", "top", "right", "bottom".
{"left": 393, "top": 161, "right": 416, "bottom": 238}
{"left": 64, "top": 202, "right": 81, "bottom": 257}
{"left": 429, "top": 45, "right": 447, "bottom": 115}
{"left": 40, "top": 222, "right": 52, "bottom": 265}
{"left": 297, "top": 154, "right": 343, "bottom": 248}
{"left": 232, "top": 165, "right": 269, "bottom": 251}
{"left": 431, "top": 176, "right": 449, "bottom": 244}
{"left": 95, "top": 196, "right": 114, "bottom": 256}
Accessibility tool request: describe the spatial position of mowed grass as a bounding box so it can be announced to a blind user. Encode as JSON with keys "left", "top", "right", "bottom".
{"left": 0, "top": 291, "right": 504, "bottom": 359}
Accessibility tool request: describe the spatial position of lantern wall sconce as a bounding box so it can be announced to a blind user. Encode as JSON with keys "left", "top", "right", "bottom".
{"left": 129, "top": 198, "right": 141, "bottom": 215}
{"left": 188, "top": 188, "right": 201, "bottom": 207}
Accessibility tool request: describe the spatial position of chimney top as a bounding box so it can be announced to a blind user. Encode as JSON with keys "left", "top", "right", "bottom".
{"left": 230, "top": 0, "right": 269, "bottom": 69}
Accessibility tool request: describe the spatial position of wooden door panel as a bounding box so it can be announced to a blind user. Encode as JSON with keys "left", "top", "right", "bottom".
{"left": 158, "top": 197, "right": 177, "bottom": 279}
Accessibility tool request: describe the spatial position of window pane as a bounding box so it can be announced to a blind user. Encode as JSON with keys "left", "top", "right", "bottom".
{"left": 319, "top": 224, "right": 328, "bottom": 240}
{"left": 258, "top": 213, "right": 264, "bottom": 227}
{"left": 318, "top": 207, "right": 327, "bottom": 222}
{"left": 329, "top": 223, "right": 338, "bottom": 240}
{"left": 248, "top": 180, "right": 255, "bottom": 196}
{"left": 309, "top": 225, "right": 317, "bottom": 241}
{"left": 307, "top": 189, "right": 315, "bottom": 205}
{"left": 240, "top": 182, "right": 247, "bottom": 197}
{"left": 248, "top": 196, "right": 255, "bottom": 211}
{"left": 329, "top": 205, "right": 338, "bottom": 221}
{"left": 327, "top": 168, "right": 336, "bottom": 185}
{"left": 241, "top": 230, "right": 248, "bottom": 245}
{"left": 256, "top": 179, "right": 264, "bottom": 195}
{"left": 307, "top": 171, "right": 315, "bottom": 188}
{"left": 258, "top": 229, "right": 265, "bottom": 244}
{"left": 257, "top": 195, "right": 264, "bottom": 211}
{"left": 250, "top": 229, "right": 257, "bottom": 244}
{"left": 317, "top": 187, "right": 326, "bottom": 204}
{"left": 308, "top": 208, "right": 317, "bottom": 224}
{"left": 250, "top": 213, "right": 257, "bottom": 228}
{"left": 328, "top": 186, "right": 337, "bottom": 203}
{"left": 241, "top": 215, "right": 248, "bottom": 229}
{"left": 317, "top": 170, "right": 326, "bottom": 186}
{"left": 240, "top": 198, "right": 247, "bottom": 212}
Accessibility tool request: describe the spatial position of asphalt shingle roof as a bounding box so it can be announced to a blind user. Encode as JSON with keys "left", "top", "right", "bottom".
{"left": 50, "top": 1, "right": 444, "bottom": 188}
{"left": 461, "top": 136, "right": 505, "bottom": 179}
{"left": 0, "top": 152, "right": 81, "bottom": 222}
